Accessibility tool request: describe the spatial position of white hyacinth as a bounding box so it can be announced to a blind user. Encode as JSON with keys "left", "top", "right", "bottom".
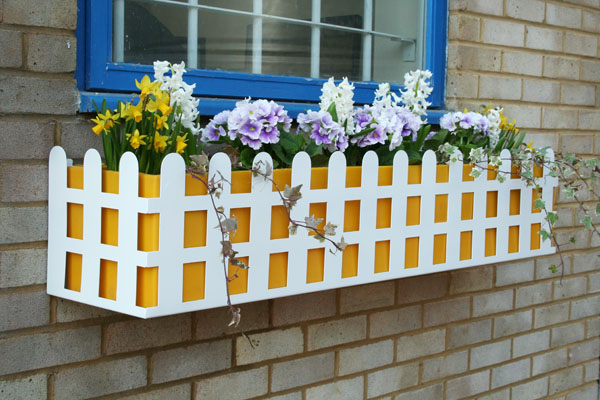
{"left": 319, "top": 77, "right": 355, "bottom": 132}
{"left": 485, "top": 107, "right": 503, "bottom": 147}
{"left": 399, "top": 69, "right": 433, "bottom": 116}
{"left": 153, "top": 60, "right": 201, "bottom": 135}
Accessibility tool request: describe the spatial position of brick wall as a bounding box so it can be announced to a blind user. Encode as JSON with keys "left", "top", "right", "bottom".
{"left": 0, "top": 0, "right": 598, "bottom": 398}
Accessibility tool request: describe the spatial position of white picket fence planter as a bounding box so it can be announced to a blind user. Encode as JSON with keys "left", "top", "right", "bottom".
{"left": 47, "top": 146, "right": 557, "bottom": 318}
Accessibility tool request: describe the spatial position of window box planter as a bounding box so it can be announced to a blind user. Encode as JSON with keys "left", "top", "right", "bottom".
{"left": 47, "top": 146, "right": 557, "bottom": 318}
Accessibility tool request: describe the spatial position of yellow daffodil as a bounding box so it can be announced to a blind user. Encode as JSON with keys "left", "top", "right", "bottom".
{"left": 176, "top": 133, "right": 188, "bottom": 154}
{"left": 153, "top": 114, "right": 169, "bottom": 130}
{"left": 91, "top": 109, "right": 120, "bottom": 135}
{"left": 153, "top": 131, "right": 168, "bottom": 153}
{"left": 526, "top": 141, "right": 534, "bottom": 150}
{"left": 135, "top": 75, "right": 161, "bottom": 100}
{"left": 147, "top": 90, "right": 172, "bottom": 116}
{"left": 125, "top": 129, "right": 147, "bottom": 150}
{"left": 122, "top": 101, "right": 143, "bottom": 123}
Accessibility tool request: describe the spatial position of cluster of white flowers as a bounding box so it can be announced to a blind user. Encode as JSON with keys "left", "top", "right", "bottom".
{"left": 153, "top": 60, "right": 201, "bottom": 135}
{"left": 399, "top": 69, "right": 433, "bottom": 116}
{"left": 484, "top": 107, "right": 503, "bottom": 147}
{"left": 319, "top": 77, "right": 355, "bottom": 133}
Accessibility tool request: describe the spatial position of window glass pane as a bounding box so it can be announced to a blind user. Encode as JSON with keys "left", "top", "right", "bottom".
{"left": 264, "top": 0, "right": 311, "bottom": 20}
{"left": 262, "top": 21, "right": 312, "bottom": 77}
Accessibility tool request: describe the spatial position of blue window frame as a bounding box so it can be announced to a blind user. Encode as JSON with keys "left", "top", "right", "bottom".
{"left": 76, "top": 0, "right": 447, "bottom": 118}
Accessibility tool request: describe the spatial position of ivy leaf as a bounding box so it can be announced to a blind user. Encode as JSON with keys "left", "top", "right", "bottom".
{"left": 230, "top": 258, "right": 249, "bottom": 270}
{"left": 283, "top": 184, "right": 303, "bottom": 204}
{"left": 582, "top": 216, "right": 593, "bottom": 229}
{"left": 546, "top": 212, "right": 558, "bottom": 226}
{"left": 305, "top": 215, "right": 323, "bottom": 230}
{"left": 548, "top": 264, "right": 558, "bottom": 274}
{"left": 323, "top": 222, "right": 338, "bottom": 236}
{"left": 289, "top": 223, "right": 298, "bottom": 235}
{"left": 569, "top": 236, "right": 576, "bottom": 244}
{"left": 228, "top": 307, "right": 241, "bottom": 327}
{"left": 539, "top": 229, "right": 552, "bottom": 242}
{"left": 337, "top": 236, "right": 348, "bottom": 251}
{"left": 218, "top": 217, "right": 238, "bottom": 233}
{"left": 534, "top": 199, "right": 545, "bottom": 211}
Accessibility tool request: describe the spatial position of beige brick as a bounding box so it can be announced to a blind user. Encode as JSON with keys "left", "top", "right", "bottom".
{"left": 54, "top": 356, "right": 146, "bottom": 399}
{"left": 449, "top": 0, "right": 503, "bottom": 15}
{"left": 266, "top": 393, "right": 302, "bottom": 400}
{"left": 272, "top": 290, "right": 335, "bottom": 326}
{"left": 480, "top": 75, "right": 522, "bottom": 100}
{"left": 492, "top": 359, "right": 531, "bottom": 389}
{"left": 553, "top": 229, "right": 589, "bottom": 251}
{"left": 587, "top": 317, "right": 600, "bottom": 339}
{"left": 571, "top": 295, "right": 600, "bottom": 320}
{"left": 555, "top": 207, "right": 575, "bottom": 229}
{"left": 0, "top": 29, "right": 22, "bottom": 68}
{"left": 306, "top": 376, "right": 363, "bottom": 400}
{"left": 501, "top": 104, "right": 542, "bottom": 129}
{"left": 470, "top": 340, "right": 511, "bottom": 369}
{"left": 397, "top": 272, "right": 448, "bottom": 304}
{"left": 0, "top": 206, "right": 47, "bottom": 244}
{"left": 195, "top": 301, "right": 269, "bottom": 340}
{"left": 369, "top": 305, "right": 421, "bottom": 338}
{"left": 397, "top": 329, "right": 445, "bottom": 361}
{"left": 450, "top": 265, "right": 493, "bottom": 294}
{"left": 503, "top": 52, "right": 543, "bottom": 77}
{"left": 552, "top": 322, "right": 585, "bottom": 348}
{"left": 105, "top": 314, "right": 191, "bottom": 355}
{"left": 449, "top": 319, "right": 492, "bottom": 349}
{"left": 579, "top": 111, "right": 600, "bottom": 131}
{"left": 0, "top": 374, "right": 47, "bottom": 400}
{"left": 515, "top": 282, "right": 552, "bottom": 308}
{"left": 473, "top": 289, "right": 513, "bottom": 317}
{"left": 524, "top": 132, "right": 558, "bottom": 151}
{"left": 583, "top": 11, "right": 600, "bottom": 34}
{"left": 561, "top": 84, "right": 596, "bottom": 106}
{"left": 60, "top": 119, "right": 104, "bottom": 160}
{"left": 424, "top": 296, "right": 470, "bottom": 327}
{"left": 554, "top": 277, "right": 587, "bottom": 300}
{"left": 513, "top": 330, "right": 550, "bottom": 357}
{"left": 526, "top": 26, "right": 563, "bottom": 52}
{"left": 584, "top": 359, "right": 599, "bottom": 382}
{"left": 338, "top": 340, "right": 394, "bottom": 375}
{"left": 568, "top": 339, "right": 600, "bottom": 365}
{"left": 564, "top": 0, "right": 599, "bottom": 7}
{"left": 0, "top": 248, "right": 47, "bottom": 288}
{"left": 366, "top": 363, "right": 419, "bottom": 398}
{"left": 543, "top": 108, "right": 579, "bottom": 130}
{"left": 0, "top": 75, "right": 77, "bottom": 115}
{"left": 549, "top": 366, "right": 584, "bottom": 395}
{"left": 340, "top": 281, "right": 394, "bottom": 314}
{"left": 271, "top": 353, "right": 334, "bottom": 392}
{"left": 393, "top": 383, "right": 443, "bottom": 400}
{"left": 511, "top": 376, "right": 548, "bottom": 400}
{"left": 0, "top": 290, "right": 49, "bottom": 331}
{"left": 494, "top": 310, "right": 532, "bottom": 338}
{"left": 237, "top": 327, "right": 303, "bottom": 365}
{"left": 307, "top": 315, "right": 365, "bottom": 350}
{"left": 448, "top": 44, "right": 501, "bottom": 72}
{"left": 152, "top": 339, "right": 231, "bottom": 384}
{"left": 56, "top": 298, "right": 115, "bottom": 322}
{"left": 448, "top": 14, "right": 480, "bottom": 42}
{"left": 0, "top": 119, "right": 55, "bottom": 160}
{"left": 534, "top": 302, "right": 570, "bottom": 328}
{"left": 27, "top": 33, "right": 76, "bottom": 73}
{"left": 506, "top": 0, "right": 545, "bottom": 22}
{"left": 482, "top": 19, "right": 525, "bottom": 47}
{"left": 0, "top": 326, "right": 100, "bottom": 375}
{"left": 422, "top": 350, "right": 468, "bottom": 382}
{"left": 195, "top": 367, "right": 267, "bottom": 400}
{"left": 446, "top": 71, "right": 479, "bottom": 99}
{"left": 568, "top": 384, "right": 599, "bottom": 400}
{"left": 532, "top": 348, "right": 568, "bottom": 375}
{"left": 565, "top": 32, "right": 598, "bottom": 57}
{"left": 544, "top": 56, "right": 580, "bottom": 80}
{"left": 119, "top": 385, "right": 191, "bottom": 400}
{"left": 590, "top": 272, "right": 600, "bottom": 293}
{"left": 496, "top": 260, "right": 534, "bottom": 286}
{"left": 446, "top": 370, "right": 490, "bottom": 400}
{"left": 523, "top": 79, "right": 560, "bottom": 103}
{"left": 546, "top": 3, "right": 582, "bottom": 29}
{"left": 4, "top": 0, "right": 76, "bottom": 29}
{"left": 0, "top": 163, "right": 48, "bottom": 202}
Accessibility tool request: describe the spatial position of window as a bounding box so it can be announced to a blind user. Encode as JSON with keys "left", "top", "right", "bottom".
{"left": 76, "top": 0, "right": 447, "bottom": 115}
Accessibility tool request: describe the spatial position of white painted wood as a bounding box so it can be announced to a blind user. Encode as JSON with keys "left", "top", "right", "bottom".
{"left": 47, "top": 147, "right": 558, "bottom": 318}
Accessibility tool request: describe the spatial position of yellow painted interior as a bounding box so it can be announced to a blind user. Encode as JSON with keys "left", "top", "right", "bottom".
{"left": 461, "top": 193, "right": 474, "bottom": 220}
{"left": 65, "top": 252, "right": 82, "bottom": 291}
{"left": 99, "top": 259, "right": 117, "bottom": 300}
{"left": 406, "top": 197, "right": 421, "bottom": 226}
{"left": 346, "top": 166, "right": 362, "bottom": 187}
{"left": 460, "top": 231, "right": 473, "bottom": 260}
{"left": 434, "top": 195, "right": 448, "bottom": 223}
{"left": 184, "top": 211, "right": 207, "bottom": 248}
{"left": 136, "top": 266, "right": 158, "bottom": 307}
{"left": 510, "top": 189, "right": 521, "bottom": 216}
{"left": 183, "top": 262, "right": 206, "bottom": 302}
{"left": 67, "top": 203, "right": 83, "bottom": 239}
{"left": 433, "top": 234, "right": 446, "bottom": 264}
{"left": 344, "top": 200, "right": 360, "bottom": 232}
{"left": 230, "top": 208, "right": 250, "bottom": 243}
{"left": 306, "top": 248, "right": 325, "bottom": 283}
{"left": 374, "top": 241, "right": 390, "bottom": 273}
{"left": 378, "top": 166, "right": 393, "bottom": 186}
{"left": 270, "top": 205, "right": 289, "bottom": 239}
{"left": 487, "top": 191, "right": 498, "bottom": 218}
{"left": 228, "top": 256, "right": 249, "bottom": 295}
{"left": 509, "top": 226, "right": 520, "bottom": 253}
{"left": 101, "top": 208, "right": 118, "bottom": 246}
{"left": 308, "top": 203, "right": 327, "bottom": 236}
{"left": 268, "top": 252, "right": 288, "bottom": 289}
{"left": 530, "top": 223, "right": 541, "bottom": 250}
{"left": 342, "top": 244, "right": 359, "bottom": 277}
{"left": 376, "top": 198, "right": 392, "bottom": 229}
{"left": 405, "top": 237, "right": 419, "bottom": 268}
{"left": 462, "top": 165, "right": 475, "bottom": 181}
{"left": 485, "top": 228, "right": 497, "bottom": 257}
{"left": 311, "top": 168, "right": 328, "bottom": 189}
{"left": 532, "top": 188, "right": 542, "bottom": 213}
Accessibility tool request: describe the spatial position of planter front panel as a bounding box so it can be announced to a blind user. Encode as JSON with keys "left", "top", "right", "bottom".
{"left": 47, "top": 147, "right": 557, "bottom": 318}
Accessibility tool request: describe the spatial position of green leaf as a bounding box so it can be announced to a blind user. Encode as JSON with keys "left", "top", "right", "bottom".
{"left": 595, "top": 203, "right": 600, "bottom": 215}
{"left": 270, "top": 144, "right": 293, "bottom": 167}
{"left": 546, "top": 211, "right": 558, "bottom": 225}
{"left": 539, "top": 229, "right": 552, "bottom": 242}
{"left": 327, "top": 102, "right": 338, "bottom": 122}
{"left": 279, "top": 133, "right": 300, "bottom": 154}
{"left": 305, "top": 142, "right": 322, "bottom": 158}
{"left": 548, "top": 264, "right": 558, "bottom": 274}
{"left": 533, "top": 199, "right": 545, "bottom": 211}
{"left": 240, "top": 148, "right": 255, "bottom": 169}
{"left": 583, "top": 216, "right": 593, "bottom": 229}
